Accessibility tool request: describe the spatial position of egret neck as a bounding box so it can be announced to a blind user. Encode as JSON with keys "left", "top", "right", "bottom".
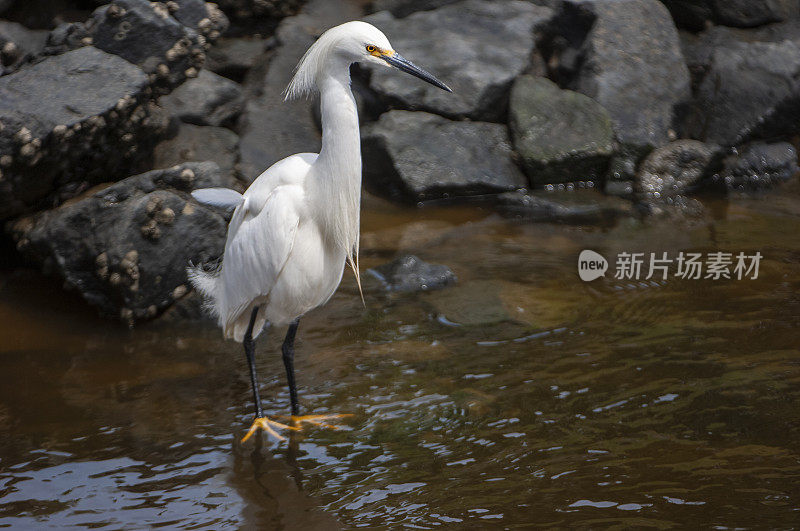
{"left": 311, "top": 68, "right": 362, "bottom": 285}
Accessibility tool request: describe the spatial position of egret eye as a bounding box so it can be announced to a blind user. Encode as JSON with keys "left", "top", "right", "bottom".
{"left": 366, "top": 44, "right": 377, "bottom": 54}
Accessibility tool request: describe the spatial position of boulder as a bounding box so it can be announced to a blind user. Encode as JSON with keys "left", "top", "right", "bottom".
{"left": 369, "top": 254, "right": 457, "bottom": 292}
{"left": 509, "top": 75, "right": 615, "bottom": 185}
{"left": 361, "top": 110, "right": 526, "bottom": 202}
{"left": 364, "top": 0, "right": 553, "bottom": 122}
{"left": 663, "top": 0, "right": 799, "bottom": 30}
{"left": 635, "top": 140, "right": 722, "bottom": 201}
{"left": 214, "top": 0, "right": 303, "bottom": 25}
{"left": 236, "top": 0, "right": 362, "bottom": 181}
{"left": 205, "top": 36, "right": 269, "bottom": 82}
{"left": 159, "top": 69, "right": 244, "bottom": 127}
{"left": 0, "top": 21, "right": 48, "bottom": 74}
{"left": 9, "top": 162, "right": 236, "bottom": 325}
{"left": 46, "top": 0, "right": 227, "bottom": 90}
{"left": 152, "top": 123, "right": 240, "bottom": 179}
{"left": 721, "top": 142, "right": 798, "bottom": 191}
{"left": 682, "top": 39, "right": 800, "bottom": 146}
{"left": 0, "top": 46, "right": 169, "bottom": 221}
{"left": 547, "top": 0, "right": 690, "bottom": 156}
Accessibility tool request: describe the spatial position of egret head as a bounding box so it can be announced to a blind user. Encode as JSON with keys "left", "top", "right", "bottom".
{"left": 285, "top": 21, "right": 452, "bottom": 100}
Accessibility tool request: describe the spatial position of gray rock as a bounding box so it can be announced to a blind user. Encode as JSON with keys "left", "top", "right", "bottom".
{"left": 721, "top": 142, "right": 798, "bottom": 191}
{"left": 160, "top": 69, "right": 243, "bottom": 127}
{"left": 9, "top": 162, "right": 236, "bottom": 325}
{"left": 206, "top": 36, "right": 269, "bottom": 81}
{"left": 214, "top": 0, "right": 303, "bottom": 24}
{"left": 364, "top": 0, "right": 553, "bottom": 121}
{"left": 46, "top": 0, "right": 227, "bottom": 90}
{"left": 152, "top": 123, "right": 240, "bottom": 179}
{"left": 0, "top": 21, "right": 48, "bottom": 74}
{"left": 682, "top": 39, "right": 800, "bottom": 146}
{"left": 0, "top": 46, "right": 169, "bottom": 221}
{"left": 369, "top": 0, "right": 460, "bottom": 18}
{"left": 362, "top": 110, "right": 526, "bottom": 202}
{"left": 237, "top": 0, "right": 362, "bottom": 181}
{"left": 509, "top": 75, "right": 614, "bottom": 185}
{"left": 548, "top": 0, "right": 690, "bottom": 151}
{"left": 369, "top": 254, "right": 457, "bottom": 292}
{"left": 496, "top": 187, "right": 633, "bottom": 223}
{"left": 635, "top": 140, "right": 722, "bottom": 200}
{"left": 662, "top": 0, "right": 799, "bottom": 30}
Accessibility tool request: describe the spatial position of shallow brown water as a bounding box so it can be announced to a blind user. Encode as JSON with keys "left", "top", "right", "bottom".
{"left": 1, "top": 185, "right": 800, "bottom": 528}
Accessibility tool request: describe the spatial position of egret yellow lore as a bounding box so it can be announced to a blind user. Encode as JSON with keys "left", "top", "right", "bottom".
{"left": 188, "top": 21, "right": 451, "bottom": 442}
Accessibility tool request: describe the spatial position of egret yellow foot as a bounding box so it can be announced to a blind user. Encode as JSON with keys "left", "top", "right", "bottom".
{"left": 281, "top": 413, "right": 353, "bottom": 430}
{"left": 241, "top": 416, "right": 300, "bottom": 443}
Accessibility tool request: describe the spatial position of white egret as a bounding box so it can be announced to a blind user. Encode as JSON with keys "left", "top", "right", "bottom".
{"left": 188, "top": 21, "right": 451, "bottom": 442}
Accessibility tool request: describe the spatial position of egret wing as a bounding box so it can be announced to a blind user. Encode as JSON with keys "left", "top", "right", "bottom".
{"left": 218, "top": 184, "right": 304, "bottom": 332}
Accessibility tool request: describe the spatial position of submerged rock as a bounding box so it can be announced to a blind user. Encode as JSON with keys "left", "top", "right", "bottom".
{"left": 0, "top": 46, "right": 168, "bottom": 220}
{"left": 509, "top": 75, "right": 614, "bottom": 185}
{"left": 364, "top": 0, "right": 553, "bottom": 121}
{"left": 682, "top": 39, "right": 800, "bottom": 146}
{"left": 9, "top": 162, "right": 236, "bottom": 325}
{"left": 496, "top": 188, "right": 632, "bottom": 224}
{"left": 721, "top": 142, "right": 799, "bottom": 191}
{"left": 362, "top": 110, "right": 526, "bottom": 202}
{"left": 635, "top": 140, "right": 722, "bottom": 201}
{"left": 160, "top": 69, "right": 244, "bottom": 127}
{"left": 547, "top": 0, "right": 690, "bottom": 154}
{"left": 152, "top": 123, "right": 240, "bottom": 179}
{"left": 369, "top": 254, "right": 457, "bottom": 292}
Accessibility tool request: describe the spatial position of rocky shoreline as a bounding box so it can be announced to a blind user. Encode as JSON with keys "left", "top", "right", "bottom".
{"left": 1, "top": 0, "right": 798, "bottom": 324}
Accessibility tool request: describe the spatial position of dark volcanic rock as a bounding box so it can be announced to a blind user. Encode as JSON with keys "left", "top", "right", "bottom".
{"left": 635, "top": 140, "right": 722, "bottom": 200}
{"left": 369, "top": 254, "right": 456, "bottom": 292}
{"left": 364, "top": 0, "right": 553, "bottom": 121}
{"left": 160, "top": 69, "right": 243, "bottom": 127}
{"left": 496, "top": 188, "right": 633, "bottom": 223}
{"left": 9, "top": 162, "right": 236, "bottom": 325}
{"left": 548, "top": 0, "right": 690, "bottom": 153}
{"left": 153, "top": 123, "right": 240, "bottom": 179}
{"left": 237, "top": 0, "right": 362, "bottom": 181}
{"left": 46, "top": 0, "right": 227, "bottom": 90}
{"left": 682, "top": 39, "right": 800, "bottom": 146}
{"left": 721, "top": 142, "right": 798, "bottom": 191}
{"left": 362, "top": 110, "right": 526, "bottom": 202}
{"left": 215, "top": 0, "right": 303, "bottom": 25}
{"left": 205, "top": 36, "right": 268, "bottom": 81}
{"left": 0, "top": 21, "right": 48, "bottom": 74}
{"left": 509, "top": 75, "right": 614, "bottom": 185}
{"left": 663, "top": 0, "right": 799, "bottom": 30}
{"left": 0, "top": 46, "right": 170, "bottom": 221}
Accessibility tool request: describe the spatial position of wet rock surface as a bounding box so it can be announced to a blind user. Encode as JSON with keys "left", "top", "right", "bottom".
{"left": 152, "top": 123, "right": 240, "bottom": 179}
{"left": 160, "top": 69, "right": 243, "bottom": 127}
{"left": 0, "top": 46, "right": 165, "bottom": 220}
{"left": 364, "top": 0, "right": 553, "bottom": 121}
{"left": 369, "top": 254, "right": 456, "bottom": 292}
{"left": 362, "top": 110, "right": 526, "bottom": 202}
{"left": 547, "top": 0, "right": 690, "bottom": 152}
{"left": 635, "top": 140, "right": 723, "bottom": 201}
{"left": 9, "top": 162, "right": 235, "bottom": 324}
{"left": 682, "top": 39, "right": 800, "bottom": 146}
{"left": 509, "top": 75, "right": 614, "bottom": 185}
{"left": 721, "top": 142, "right": 799, "bottom": 191}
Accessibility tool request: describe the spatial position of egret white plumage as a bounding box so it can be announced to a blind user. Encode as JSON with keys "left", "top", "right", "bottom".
{"left": 188, "top": 21, "right": 451, "bottom": 442}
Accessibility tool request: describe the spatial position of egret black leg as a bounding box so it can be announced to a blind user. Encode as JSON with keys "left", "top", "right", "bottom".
{"left": 243, "top": 306, "right": 264, "bottom": 419}
{"left": 282, "top": 318, "right": 301, "bottom": 416}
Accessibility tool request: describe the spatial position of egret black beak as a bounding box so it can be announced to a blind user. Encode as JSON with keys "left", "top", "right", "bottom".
{"left": 382, "top": 53, "right": 452, "bottom": 92}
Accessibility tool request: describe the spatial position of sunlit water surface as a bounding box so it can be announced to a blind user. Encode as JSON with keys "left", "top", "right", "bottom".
{"left": 1, "top": 185, "right": 799, "bottom": 528}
